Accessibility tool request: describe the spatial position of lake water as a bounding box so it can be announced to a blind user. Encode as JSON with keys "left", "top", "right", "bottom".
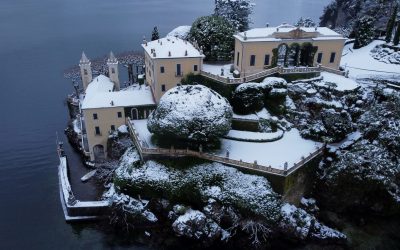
{"left": 0, "top": 0, "right": 330, "bottom": 248}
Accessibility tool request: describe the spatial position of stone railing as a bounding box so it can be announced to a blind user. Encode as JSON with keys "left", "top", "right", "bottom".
{"left": 201, "top": 65, "right": 344, "bottom": 85}
{"left": 200, "top": 70, "right": 243, "bottom": 84}
{"left": 285, "top": 144, "right": 326, "bottom": 175}
{"left": 320, "top": 65, "right": 345, "bottom": 76}
{"left": 279, "top": 66, "right": 321, "bottom": 74}
{"left": 127, "top": 119, "right": 326, "bottom": 177}
{"left": 244, "top": 67, "right": 280, "bottom": 82}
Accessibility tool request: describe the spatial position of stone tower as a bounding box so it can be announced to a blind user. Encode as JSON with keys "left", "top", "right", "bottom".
{"left": 79, "top": 52, "right": 92, "bottom": 91}
{"left": 107, "top": 51, "right": 120, "bottom": 91}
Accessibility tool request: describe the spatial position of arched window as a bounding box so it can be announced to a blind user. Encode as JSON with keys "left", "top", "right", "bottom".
{"left": 288, "top": 43, "right": 300, "bottom": 67}
{"left": 131, "top": 108, "right": 139, "bottom": 120}
{"left": 111, "top": 68, "right": 115, "bottom": 74}
{"left": 300, "top": 42, "right": 314, "bottom": 67}
{"left": 277, "top": 44, "right": 289, "bottom": 67}
{"left": 84, "top": 69, "right": 88, "bottom": 75}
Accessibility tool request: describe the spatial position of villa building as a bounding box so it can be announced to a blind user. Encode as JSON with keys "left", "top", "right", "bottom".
{"left": 76, "top": 24, "right": 346, "bottom": 161}
{"left": 233, "top": 24, "right": 346, "bottom": 76}
{"left": 141, "top": 24, "right": 345, "bottom": 94}
{"left": 142, "top": 37, "right": 205, "bottom": 102}
{"left": 79, "top": 53, "right": 156, "bottom": 161}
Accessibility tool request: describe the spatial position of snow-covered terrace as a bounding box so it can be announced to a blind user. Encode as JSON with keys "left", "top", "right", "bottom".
{"left": 202, "top": 63, "right": 235, "bottom": 79}
{"left": 132, "top": 120, "right": 321, "bottom": 171}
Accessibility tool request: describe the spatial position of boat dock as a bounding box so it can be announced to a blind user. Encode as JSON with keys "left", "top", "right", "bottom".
{"left": 57, "top": 142, "right": 110, "bottom": 222}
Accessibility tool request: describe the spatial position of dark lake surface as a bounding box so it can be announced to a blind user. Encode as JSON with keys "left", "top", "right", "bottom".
{"left": 0, "top": 0, "right": 330, "bottom": 248}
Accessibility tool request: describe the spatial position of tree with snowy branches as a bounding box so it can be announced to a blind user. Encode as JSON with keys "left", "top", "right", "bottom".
{"left": 320, "top": 0, "right": 398, "bottom": 38}
{"left": 393, "top": 21, "right": 400, "bottom": 45}
{"left": 385, "top": 4, "right": 398, "bottom": 43}
{"left": 353, "top": 16, "right": 375, "bottom": 49}
{"left": 214, "top": 0, "right": 254, "bottom": 32}
{"left": 295, "top": 17, "right": 316, "bottom": 27}
{"left": 151, "top": 26, "right": 160, "bottom": 41}
{"left": 188, "top": 15, "right": 236, "bottom": 61}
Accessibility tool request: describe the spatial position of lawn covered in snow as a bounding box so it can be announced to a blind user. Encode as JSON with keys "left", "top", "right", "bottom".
{"left": 215, "top": 129, "right": 321, "bottom": 170}
{"left": 341, "top": 40, "right": 400, "bottom": 78}
{"left": 320, "top": 72, "right": 359, "bottom": 92}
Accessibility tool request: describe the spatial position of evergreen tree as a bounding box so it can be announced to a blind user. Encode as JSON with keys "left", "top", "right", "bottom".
{"left": 385, "top": 4, "right": 398, "bottom": 43}
{"left": 188, "top": 15, "right": 235, "bottom": 61}
{"left": 151, "top": 26, "right": 160, "bottom": 41}
{"left": 214, "top": 0, "right": 254, "bottom": 32}
{"left": 394, "top": 21, "right": 400, "bottom": 45}
{"left": 320, "top": 0, "right": 398, "bottom": 38}
{"left": 354, "top": 16, "right": 375, "bottom": 49}
{"left": 295, "top": 17, "right": 316, "bottom": 27}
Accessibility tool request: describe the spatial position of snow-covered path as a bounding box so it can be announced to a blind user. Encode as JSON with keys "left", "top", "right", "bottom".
{"left": 341, "top": 40, "right": 400, "bottom": 78}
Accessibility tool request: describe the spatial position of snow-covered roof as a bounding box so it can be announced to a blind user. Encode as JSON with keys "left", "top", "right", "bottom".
{"left": 85, "top": 75, "right": 114, "bottom": 94}
{"left": 142, "top": 37, "right": 205, "bottom": 59}
{"left": 81, "top": 75, "right": 155, "bottom": 109}
{"left": 234, "top": 25, "right": 344, "bottom": 42}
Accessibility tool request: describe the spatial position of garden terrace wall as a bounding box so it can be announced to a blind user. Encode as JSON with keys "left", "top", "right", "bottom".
{"left": 232, "top": 119, "right": 260, "bottom": 132}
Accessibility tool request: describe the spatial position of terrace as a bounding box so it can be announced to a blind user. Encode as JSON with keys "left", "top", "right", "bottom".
{"left": 201, "top": 63, "right": 344, "bottom": 85}
{"left": 127, "top": 119, "right": 324, "bottom": 177}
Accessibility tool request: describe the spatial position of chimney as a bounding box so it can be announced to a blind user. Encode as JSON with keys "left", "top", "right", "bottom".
{"left": 185, "top": 50, "right": 188, "bottom": 56}
{"left": 168, "top": 51, "right": 171, "bottom": 57}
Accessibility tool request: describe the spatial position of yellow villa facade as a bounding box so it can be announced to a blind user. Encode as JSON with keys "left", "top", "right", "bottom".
{"left": 233, "top": 24, "right": 346, "bottom": 76}
{"left": 142, "top": 37, "right": 205, "bottom": 102}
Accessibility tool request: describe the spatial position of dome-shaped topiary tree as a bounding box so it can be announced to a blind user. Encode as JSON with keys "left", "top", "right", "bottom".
{"left": 147, "top": 85, "right": 233, "bottom": 142}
